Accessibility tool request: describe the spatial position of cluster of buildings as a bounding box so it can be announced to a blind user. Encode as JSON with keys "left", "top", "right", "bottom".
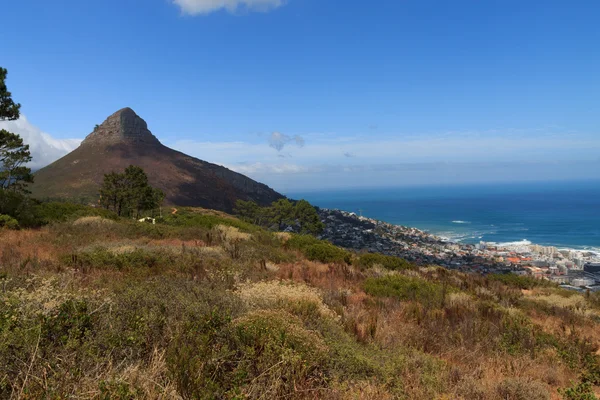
{"left": 318, "top": 208, "right": 600, "bottom": 290}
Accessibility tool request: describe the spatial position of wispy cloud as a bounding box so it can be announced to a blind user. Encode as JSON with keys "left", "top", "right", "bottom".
{"left": 172, "top": 0, "right": 285, "bottom": 15}
{"left": 167, "top": 128, "right": 600, "bottom": 191}
{"left": 268, "top": 132, "right": 304, "bottom": 152}
{"left": 0, "top": 116, "right": 81, "bottom": 169}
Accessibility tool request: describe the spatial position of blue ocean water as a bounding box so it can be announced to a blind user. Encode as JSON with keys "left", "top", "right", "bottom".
{"left": 288, "top": 180, "right": 600, "bottom": 250}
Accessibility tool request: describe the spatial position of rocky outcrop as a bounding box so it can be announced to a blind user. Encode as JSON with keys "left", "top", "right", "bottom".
{"left": 82, "top": 108, "right": 161, "bottom": 147}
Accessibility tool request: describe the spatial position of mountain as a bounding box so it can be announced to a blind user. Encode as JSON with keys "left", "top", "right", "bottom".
{"left": 30, "top": 108, "right": 284, "bottom": 211}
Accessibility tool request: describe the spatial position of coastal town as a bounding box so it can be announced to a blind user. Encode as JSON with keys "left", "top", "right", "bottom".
{"left": 317, "top": 208, "right": 600, "bottom": 292}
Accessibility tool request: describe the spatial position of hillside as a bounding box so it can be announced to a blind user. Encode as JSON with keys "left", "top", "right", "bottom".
{"left": 30, "top": 108, "right": 283, "bottom": 212}
{"left": 1, "top": 204, "right": 600, "bottom": 399}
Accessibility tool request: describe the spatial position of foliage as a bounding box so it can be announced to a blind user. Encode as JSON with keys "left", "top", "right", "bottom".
{"left": 364, "top": 274, "right": 452, "bottom": 307}
{"left": 235, "top": 198, "right": 325, "bottom": 234}
{"left": 355, "top": 252, "right": 414, "bottom": 271}
{"left": 99, "top": 165, "right": 164, "bottom": 217}
{"left": 559, "top": 381, "right": 598, "bottom": 400}
{"left": 496, "top": 378, "right": 550, "bottom": 400}
{"left": 304, "top": 243, "right": 352, "bottom": 264}
{"left": 0, "top": 213, "right": 19, "bottom": 229}
{"left": 285, "top": 233, "right": 323, "bottom": 251}
{"left": 164, "top": 207, "right": 258, "bottom": 232}
{"left": 0, "top": 67, "right": 32, "bottom": 193}
{"left": 0, "top": 67, "right": 21, "bottom": 121}
{"left": 0, "top": 189, "right": 40, "bottom": 227}
{"left": 34, "top": 201, "right": 117, "bottom": 224}
{"left": 488, "top": 273, "right": 555, "bottom": 290}
{"left": 2, "top": 200, "right": 600, "bottom": 399}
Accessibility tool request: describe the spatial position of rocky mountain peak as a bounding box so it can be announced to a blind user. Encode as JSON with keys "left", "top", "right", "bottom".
{"left": 81, "top": 107, "right": 161, "bottom": 146}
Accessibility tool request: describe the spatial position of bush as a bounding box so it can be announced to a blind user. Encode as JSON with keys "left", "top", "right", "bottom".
{"left": 164, "top": 208, "right": 258, "bottom": 232}
{"left": 355, "top": 253, "right": 413, "bottom": 271}
{"left": 285, "top": 234, "right": 322, "bottom": 251}
{"left": 496, "top": 378, "right": 549, "bottom": 400}
{"left": 63, "top": 247, "right": 174, "bottom": 271}
{"left": 34, "top": 201, "right": 117, "bottom": 224}
{"left": 559, "top": 381, "right": 598, "bottom": 400}
{"left": 488, "top": 273, "right": 554, "bottom": 290}
{"left": 364, "top": 275, "right": 452, "bottom": 307}
{"left": 168, "top": 309, "right": 328, "bottom": 399}
{"left": 285, "top": 234, "right": 351, "bottom": 264}
{"left": 0, "top": 214, "right": 19, "bottom": 229}
{"left": 304, "top": 243, "right": 351, "bottom": 264}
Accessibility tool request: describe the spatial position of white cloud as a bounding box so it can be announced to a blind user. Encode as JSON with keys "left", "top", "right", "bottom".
{"left": 268, "top": 132, "right": 304, "bottom": 152}
{"left": 167, "top": 128, "right": 600, "bottom": 192}
{"left": 172, "top": 0, "right": 284, "bottom": 15}
{"left": 0, "top": 116, "right": 81, "bottom": 169}
{"left": 225, "top": 162, "right": 312, "bottom": 175}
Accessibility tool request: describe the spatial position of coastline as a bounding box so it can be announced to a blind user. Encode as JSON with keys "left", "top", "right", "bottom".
{"left": 317, "top": 207, "right": 600, "bottom": 284}
{"left": 289, "top": 180, "right": 600, "bottom": 252}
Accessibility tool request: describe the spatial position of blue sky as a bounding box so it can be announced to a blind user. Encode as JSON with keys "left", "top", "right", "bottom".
{"left": 1, "top": 0, "right": 599, "bottom": 192}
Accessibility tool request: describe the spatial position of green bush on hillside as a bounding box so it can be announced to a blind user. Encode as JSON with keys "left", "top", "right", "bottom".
{"left": 163, "top": 209, "right": 258, "bottom": 232}
{"left": 488, "top": 273, "right": 555, "bottom": 290}
{"left": 34, "top": 201, "right": 117, "bottom": 224}
{"left": 364, "top": 275, "right": 452, "bottom": 307}
{"left": 285, "top": 234, "right": 322, "bottom": 251}
{"left": 0, "top": 214, "right": 19, "bottom": 229}
{"left": 304, "top": 243, "right": 352, "bottom": 264}
{"left": 355, "top": 253, "right": 414, "bottom": 271}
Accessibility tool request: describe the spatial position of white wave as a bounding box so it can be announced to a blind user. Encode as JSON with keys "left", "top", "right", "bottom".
{"left": 495, "top": 239, "right": 532, "bottom": 247}
{"left": 451, "top": 220, "right": 471, "bottom": 224}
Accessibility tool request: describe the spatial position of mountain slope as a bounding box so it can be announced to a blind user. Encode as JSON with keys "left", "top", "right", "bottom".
{"left": 31, "top": 108, "right": 283, "bottom": 211}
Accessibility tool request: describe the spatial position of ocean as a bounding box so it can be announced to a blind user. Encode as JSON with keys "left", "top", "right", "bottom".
{"left": 287, "top": 180, "right": 600, "bottom": 251}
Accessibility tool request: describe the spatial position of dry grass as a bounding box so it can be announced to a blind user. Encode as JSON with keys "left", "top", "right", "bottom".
{"left": 236, "top": 280, "right": 338, "bottom": 319}
{"left": 216, "top": 224, "right": 251, "bottom": 242}
{"left": 72, "top": 216, "right": 115, "bottom": 226}
{"left": 2, "top": 208, "right": 600, "bottom": 399}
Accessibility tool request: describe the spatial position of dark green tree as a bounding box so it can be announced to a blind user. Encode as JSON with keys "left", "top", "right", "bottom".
{"left": 293, "top": 199, "right": 325, "bottom": 234}
{"left": 0, "top": 68, "right": 21, "bottom": 121}
{"left": 99, "top": 165, "right": 164, "bottom": 217}
{"left": 0, "top": 68, "right": 33, "bottom": 193}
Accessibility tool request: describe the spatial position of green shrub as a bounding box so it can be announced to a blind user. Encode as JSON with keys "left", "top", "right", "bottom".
{"left": 488, "top": 273, "right": 554, "bottom": 290}
{"left": 0, "top": 214, "right": 19, "bottom": 229}
{"left": 163, "top": 208, "right": 257, "bottom": 232}
{"left": 63, "top": 247, "right": 174, "bottom": 271}
{"left": 364, "top": 275, "right": 452, "bottom": 307}
{"left": 499, "top": 311, "right": 539, "bottom": 355}
{"left": 168, "top": 309, "right": 328, "bottom": 398}
{"left": 285, "top": 234, "right": 322, "bottom": 251}
{"left": 41, "top": 299, "right": 92, "bottom": 346}
{"left": 230, "top": 310, "right": 328, "bottom": 393}
{"left": 559, "top": 381, "right": 598, "bottom": 400}
{"left": 355, "top": 253, "right": 413, "bottom": 271}
{"left": 34, "top": 201, "right": 117, "bottom": 224}
{"left": 304, "top": 243, "right": 351, "bottom": 264}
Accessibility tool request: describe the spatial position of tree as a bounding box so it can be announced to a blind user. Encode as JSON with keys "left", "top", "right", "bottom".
{"left": 0, "top": 68, "right": 32, "bottom": 193}
{"left": 293, "top": 199, "right": 325, "bottom": 234}
{"left": 234, "top": 198, "right": 324, "bottom": 235}
{"left": 0, "top": 68, "right": 21, "bottom": 121}
{"left": 99, "top": 165, "right": 164, "bottom": 217}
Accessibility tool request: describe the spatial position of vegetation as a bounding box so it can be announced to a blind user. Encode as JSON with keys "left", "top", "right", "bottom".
{"left": 1, "top": 202, "right": 600, "bottom": 399}
{"left": 99, "top": 165, "right": 164, "bottom": 217}
{"left": 235, "top": 198, "right": 325, "bottom": 234}
{"left": 0, "top": 67, "right": 33, "bottom": 194}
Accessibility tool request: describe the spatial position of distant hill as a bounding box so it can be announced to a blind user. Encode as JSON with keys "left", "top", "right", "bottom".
{"left": 31, "top": 108, "right": 283, "bottom": 211}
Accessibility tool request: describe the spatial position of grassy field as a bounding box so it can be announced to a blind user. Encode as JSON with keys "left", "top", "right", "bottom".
{"left": 1, "top": 206, "right": 600, "bottom": 399}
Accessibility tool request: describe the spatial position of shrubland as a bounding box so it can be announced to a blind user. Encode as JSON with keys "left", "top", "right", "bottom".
{"left": 1, "top": 205, "right": 600, "bottom": 399}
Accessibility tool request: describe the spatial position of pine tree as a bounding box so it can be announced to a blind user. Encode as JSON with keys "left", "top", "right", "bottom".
{"left": 99, "top": 165, "right": 164, "bottom": 217}
{"left": 0, "top": 67, "right": 33, "bottom": 193}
